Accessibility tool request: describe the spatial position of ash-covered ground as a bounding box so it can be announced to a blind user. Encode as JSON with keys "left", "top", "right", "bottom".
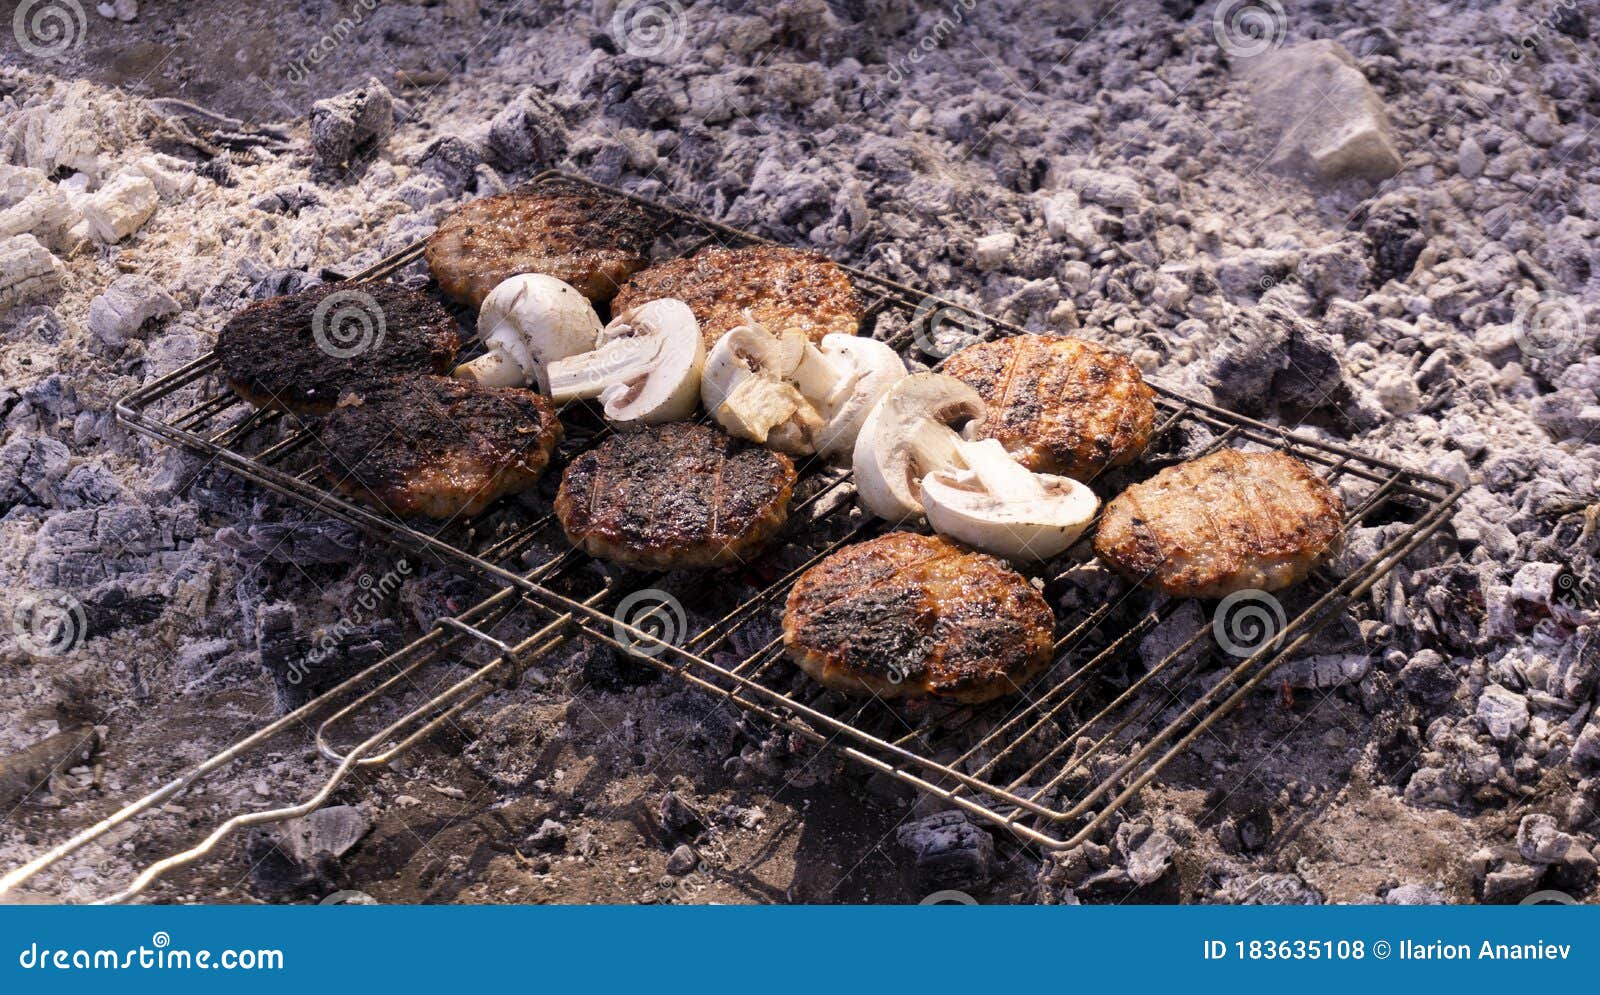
{"left": 1, "top": 0, "right": 1597, "bottom": 904}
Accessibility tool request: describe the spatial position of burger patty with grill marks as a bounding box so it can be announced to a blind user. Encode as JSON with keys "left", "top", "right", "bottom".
{"left": 424, "top": 178, "right": 656, "bottom": 308}
{"left": 943, "top": 334, "right": 1157, "bottom": 481}
{"left": 1094, "top": 449, "right": 1344, "bottom": 598}
{"left": 611, "top": 245, "right": 863, "bottom": 350}
{"left": 783, "top": 532, "right": 1056, "bottom": 704}
{"left": 217, "top": 282, "right": 461, "bottom": 415}
{"left": 555, "top": 422, "right": 797, "bottom": 570}
{"left": 319, "top": 375, "right": 562, "bottom": 520}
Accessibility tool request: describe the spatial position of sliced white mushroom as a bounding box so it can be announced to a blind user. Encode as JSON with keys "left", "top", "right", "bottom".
{"left": 453, "top": 274, "right": 601, "bottom": 390}
{"left": 545, "top": 298, "right": 704, "bottom": 427}
{"left": 920, "top": 439, "right": 1099, "bottom": 561}
{"left": 853, "top": 373, "right": 1098, "bottom": 560}
{"left": 701, "top": 316, "right": 906, "bottom": 459}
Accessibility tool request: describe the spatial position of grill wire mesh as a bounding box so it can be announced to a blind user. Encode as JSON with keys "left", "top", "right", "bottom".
{"left": 84, "top": 169, "right": 1465, "bottom": 890}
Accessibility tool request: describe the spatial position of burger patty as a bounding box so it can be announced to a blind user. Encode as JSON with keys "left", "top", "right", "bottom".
{"left": 217, "top": 282, "right": 461, "bottom": 415}
{"left": 943, "top": 334, "right": 1157, "bottom": 480}
{"left": 555, "top": 421, "right": 797, "bottom": 570}
{"left": 783, "top": 532, "right": 1056, "bottom": 704}
{"left": 1094, "top": 449, "right": 1344, "bottom": 598}
{"left": 319, "top": 375, "right": 562, "bottom": 520}
{"left": 611, "top": 245, "right": 863, "bottom": 350}
{"left": 424, "top": 178, "right": 656, "bottom": 308}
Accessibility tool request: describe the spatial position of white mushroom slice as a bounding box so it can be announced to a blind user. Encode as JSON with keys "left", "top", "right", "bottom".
{"left": 703, "top": 318, "right": 906, "bottom": 458}
{"left": 454, "top": 274, "right": 601, "bottom": 390}
{"left": 852, "top": 373, "right": 987, "bottom": 523}
{"left": 545, "top": 299, "right": 704, "bottom": 427}
{"left": 920, "top": 439, "right": 1099, "bottom": 561}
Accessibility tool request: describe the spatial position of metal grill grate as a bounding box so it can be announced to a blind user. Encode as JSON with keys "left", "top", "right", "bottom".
{"left": 3, "top": 172, "right": 1461, "bottom": 902}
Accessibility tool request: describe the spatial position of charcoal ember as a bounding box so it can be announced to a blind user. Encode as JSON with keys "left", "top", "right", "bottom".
{"left": 413, "top": 134, "right": 485, "bottom": 192}
{"left": 246, "top": 267, "right": 318, "bottom": 300}
{"left": 1199, "top": 303, "right": 1343, "bottom": 415}
{"left": 486, "top": 88, "right": 569, "bottom": 170}
{"left": 0, "top": 434, "right": 69, "bottom": 509}
{"left": 1115, "top": 820, "right": 1179, "bottom": 886}
{"left": 250, "top": 184, "right": 323, "bottom": 215}
{"left": 309, "top": 77, "right": 395, "bottom": 174}
{"left": 1479, "top": 860, "right": 1543, "bottom": 904}
{"left": 895, "top": 811, "right": 994, "bottom": 891}
{"left": 215, "top": 519, "right": 363, "bottom": 565}
{"left": 1218, "top": 807, "right": 1273, "bottom": 854}
{"left": 85, "top": 273, "right": 178, "bottom": 350}
{"left": 666, "top": 844, "right": 698, "bottom": 876}
{"left": 56, "top": 462, "right": 123, "bottom": 509}
{"left": 1397, "top": 650, "right": 1459, "bottom": 708}
{"left": 657, "top": 790, "right": 706, "bottom": 836}
{"left": 26, "top": 505, "right": 198, "bottom": 589}
{"left": 1517, "top": 813, "right": 1579, "bottom": 864}
{"left": 80, "top": 587, "right": 167, "bottom": 639}
{"left": 1552, "top": 4, "right": 1587, "bottom": 39}
{"left": 246, "top": 805, "right": 370, "bottom": 897}
{"left": 265, "top": 613, "right": 405, "bottom": 713}
{"left": 1362, "top": 202, "right": 1426, "bottom": 285}
{"left": 398, "top": 569, "right": 493, "bottom": 629}
{"left": 1572, "top": 722, "right": 1600, "bottom": 773}
{"left": 528, "top": 819, "right": 567, "bottom": 852}
{"left": 577, "top": 640, "right": 660, "bottom": 691}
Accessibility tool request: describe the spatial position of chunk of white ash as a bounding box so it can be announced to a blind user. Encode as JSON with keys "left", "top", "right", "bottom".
{"left": 1477, "top": 684, "right": 1530, "bottom": 743}
{"left": 79, "top": 172, "right": 159, "bottom": 243}
{"left": 1271, "top": 653, "right": 1373, "bottom": 690}
{"left": 310, "top": 78, "right": 395, "bottom": 174}
{"left": 0, "top": 234, "right": 66, "bottom": 315}
{"left": 87, "top": 273, "right": 178, "bottom": 349}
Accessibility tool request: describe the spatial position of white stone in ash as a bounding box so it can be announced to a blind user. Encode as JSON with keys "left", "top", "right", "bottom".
{"left": 1239, "top": 40, "right": 1403, "bottom": 182}
{"left": 79, "top": 172, "right": 159, "bottom": 243}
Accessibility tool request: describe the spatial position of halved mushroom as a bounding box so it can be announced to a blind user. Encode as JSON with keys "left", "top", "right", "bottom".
{"left": 545, "top": 298, "right": 704, "bottom": 427}
{"left": 702, "top": 316, "right": 906, "bottom": 459}
{"left": 453, "top": 274, "right": 601, "bottom": 391}
{"left": 853, "top": 373, "right": 1099, "bottom": 560}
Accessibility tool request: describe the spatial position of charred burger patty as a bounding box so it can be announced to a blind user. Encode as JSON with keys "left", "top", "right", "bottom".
{"left": 783, "top": 532, "right": 1056, "bottom": 704}
{"left": 555, "top": 421, "right": 797, "bottom": 570}
{"left": 319, "top": 375, "right": 562, "bottom": 520}
{"left": 217, "top": 281, "right": 461, "bottom": 415}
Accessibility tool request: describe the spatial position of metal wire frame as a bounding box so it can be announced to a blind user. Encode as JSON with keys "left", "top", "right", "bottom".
{"left": 3, "top": 172, "right": 1463, "bottom": 901}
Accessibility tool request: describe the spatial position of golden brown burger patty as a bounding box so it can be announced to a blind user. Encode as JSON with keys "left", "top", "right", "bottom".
{"left": 319, "top": 375, "right": 562, "bottom": 520}
{"left": 217, "top": 282, "right": 461, "bottom": 415}
{"left": 611, "top": 245, "right": 863, "bottom": 350}
{"left": 555, "top": 422, "right": 797, "bottom": 570}
{"left": 943, "top": 334, "right": 1157, "bottom": 481}
{"left": 424, "top": 178, "right": 655, "bottom": 307}
{"left": 782, "top": 532, "right": 1056, "bottom": 704}
{"left": 1094, "top": 449, "right": 1344, "bottom": 598}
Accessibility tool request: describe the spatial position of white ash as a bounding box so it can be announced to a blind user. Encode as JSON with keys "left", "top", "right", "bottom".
{"left": 1, "top": 0, "right": 1598, "bottom": 903}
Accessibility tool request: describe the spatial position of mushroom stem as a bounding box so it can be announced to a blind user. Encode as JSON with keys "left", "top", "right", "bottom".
{"left": 453, "top": 348, "right": 526, "bottom": 388}
{"left": 951, "top": 438, "right": 1048, "bottom": 501}
{"left": 546, "top": 335, "right": 661, "bottom": 403}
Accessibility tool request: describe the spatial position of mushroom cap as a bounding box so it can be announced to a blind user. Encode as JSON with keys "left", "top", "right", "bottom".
{"left": 921, "top": 468, "right": 1099, "bottom": 561}
{"left": 701, "top": 321, "right": 806, "bottom": 418}
{"left": 852, "top": 372, "right": 986, "bottom": 523}
{"left": 598, "top": 298, "right": 705, "bottom": 426}
{"left": 814, "top": 333, "right": 907, "bottom": 461}
{"left": 477, "top": 274, "right": 601, "bottom": 391}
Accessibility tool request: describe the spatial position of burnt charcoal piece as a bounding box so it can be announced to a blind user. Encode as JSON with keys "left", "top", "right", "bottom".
{"left": 1362, "top": 204, "right": 1426, "bottom": 286}
{"left": 256, "top": 601, "right": 405, "bottom": 713}
{"left": 246, "top": 805, "right": 371, "bottom": 898}
{"left": 319, "top": 376, "right": 562, "bottom": 520}
{"left": 783, "top": 532, "right": 1056, "bottom": 704}
{"left": 611, "top": 245, "right": 863, "bottom": 350}
{"left": 896, "top": 811, "right": 994, "bottom": 893}
{"left": 424, "top": 177, "right": 655, "bottom": 307}
{"left": 80, "top": 589, "right": 167, "bottom": 639}
{"left": 0, "top": 726, "right": 101, "bottom": 811}
{"left": 216, "top": 281, "right": 460, "bottom": 415}
{"left": 577, "top": 641, "right": 661, "bottom": 691}
{"left": 555, "top": 422, "right": 796, "bottom": 570}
